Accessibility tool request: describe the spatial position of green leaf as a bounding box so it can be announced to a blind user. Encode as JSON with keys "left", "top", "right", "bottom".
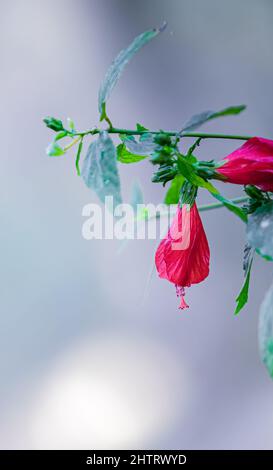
{"left": 164, "top": 175, "right": 185, "bottom": 205}
{"left": 82, "top": 131, "right": 122, "bottom": 207}
{"left": 177, "top": 156, "right": 218, "bottom": 194}
{"left": 209, "top": 192, "right": 247, "bottom": 223}
{"left": 234, "top": 257, "right": 253, "bottom": 315}
{"left": 98, "top": 23, "right": 166, "bottom": 118}
{"left": 117, "top": 143, "right": 147, "bottom": 163}
{"left": 212, "top": 105, "right": 247, "bottom": 119}
{"left": 118, "top": 132, "right": 156, "bottom": 157}
{"left": 258, "top": 281, "right": 273, "bottom": 379}
{"left": 54, "top": 131, "right": 67, "bottom": 142}
{"left": 124, "top": 136, "right": 156, "bottom": 155}
{"left": 181, "top": 105, "right": 246, "bottom": 133}
{"left": 46, "top": 141, "right": 65, "bottom": 157}
{"left": 43, "top": 117, "right": 64, "bottom": 132}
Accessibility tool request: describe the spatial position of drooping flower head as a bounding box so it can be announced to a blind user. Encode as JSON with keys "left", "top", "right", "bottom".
{"left": 155, "top": 185, "right": 210, "bottom": 309}
{"left": 217, "top": 137, "right": 273, "bottom": 192}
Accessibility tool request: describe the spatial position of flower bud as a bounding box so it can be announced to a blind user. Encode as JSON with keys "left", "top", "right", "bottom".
{"left": 43, "top": 117, "right": 64, "bottom": 132}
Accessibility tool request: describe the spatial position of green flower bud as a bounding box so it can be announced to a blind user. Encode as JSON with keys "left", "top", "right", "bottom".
{"left": 43, "top": 117, "right": 64, "bottom": 132}
{"left": 154, "top": 133, "right": 172, "bottom": 147}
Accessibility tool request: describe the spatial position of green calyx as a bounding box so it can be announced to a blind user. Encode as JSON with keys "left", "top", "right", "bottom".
{"left": 151, "top": 164, "right": 177, "bottom": 185}
{"left": 244, "top": 185, "right": 272, "bottom": 215}
{"left": 179, "top": 181, "right": 198, "bottom": 207}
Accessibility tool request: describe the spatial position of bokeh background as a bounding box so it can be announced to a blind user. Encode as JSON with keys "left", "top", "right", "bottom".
{"left": 1, "top": 0, "right": 273, "bottom": 450}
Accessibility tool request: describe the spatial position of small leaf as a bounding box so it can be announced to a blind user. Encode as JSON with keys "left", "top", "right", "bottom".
{"left": 247, "top": 202, "right": 273, "bottom": 259}
{"left": 234, "top": 256, "right": 253, "bottom": 315}
{"left": 259, "top": 281, "right": 273, "bottom": 378}
{"left": 98, "top": 24, "right": 166, "bottom": 118}
{"left": 180, "top": 104, "right": 246, "bottom": 133}
{"left": 82, "top": 131, "right": 122, "bottom": 207}
{"left": 209, "top": 192, "right": 248, "bottom": 223}
{"left": 164, "top": 175, "right": 185, "bottom": 205}
{"left": 43, "top": 117, "right": 64, "bottom": 132}
{"left": 117, "top": 143, "right": 147, "bottom": 163}
{"left": 54, "top": 131, "right": 67, "bottom": 142}
{"left": 46, "top": 141, "right": 65, "bottom": 157}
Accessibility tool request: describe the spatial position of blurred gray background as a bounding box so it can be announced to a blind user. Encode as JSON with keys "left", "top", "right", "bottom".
{"left": 1, "top": 0, "right": 273, "bottom": 449}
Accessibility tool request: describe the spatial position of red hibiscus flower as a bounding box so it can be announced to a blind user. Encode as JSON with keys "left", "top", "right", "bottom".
{"left": 217, "top": 137, "right": 273, "bottom": 192}
{"left": 155, "top": 203, "right": 210, "bottom": 309}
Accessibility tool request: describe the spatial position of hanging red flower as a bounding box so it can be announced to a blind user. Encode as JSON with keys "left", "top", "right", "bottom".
{"left": 155, "top": 202, "right": 210, "bottom": 309}
{"left": 217, "top": 137, "right": 273, "bottom": 192}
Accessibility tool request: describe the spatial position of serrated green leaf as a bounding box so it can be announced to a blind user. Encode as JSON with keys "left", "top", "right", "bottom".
{"left": 181, "top": 104, "right": 246, "bottom": 133}
{"left": 46, "top": 141, "right": 65, "bottom": 157}
{"left": 209, "top": 192, "right": 247, "bottom": 223}
{"left": 117, "top": 143, "right": 147, "bottom": 163}
{"left": 82, "top": 131, "right": 122, "bottom": 207}
{"left": 164, "top": 175, "right": 185, "bottom": 205}
{"left": 234, "top": 257, "right": 253, "bottom": 315}
{"left": 98, "top": 24, "right": 166, "bottom": 118}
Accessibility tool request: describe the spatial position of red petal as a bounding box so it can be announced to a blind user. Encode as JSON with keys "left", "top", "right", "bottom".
{"left": 218, "top": 137, "right": 273, "bottom": 190}
{"left": 155, "top": 203, "right": 210, "bottom": 288}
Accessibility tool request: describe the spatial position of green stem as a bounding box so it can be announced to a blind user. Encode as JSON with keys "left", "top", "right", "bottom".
{"left": 76, "top": 127, "right": 251, "bottom": 141}
{"left": 198, "top": 196, "right": 248, "bottom": 212}
{"left": 110, "top": 128, "right": 251, "bottom": 140}
{"left": 63, "top": 135, "right": 81, "bottom": 151}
